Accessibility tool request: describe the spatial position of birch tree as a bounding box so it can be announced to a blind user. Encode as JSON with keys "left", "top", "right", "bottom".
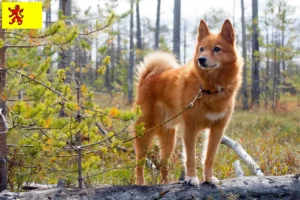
{"left": 173, "top": 0, "right": 181, "bottom": 60}
{"left": 154, "top": 0, "right": 161, "bottom": 49}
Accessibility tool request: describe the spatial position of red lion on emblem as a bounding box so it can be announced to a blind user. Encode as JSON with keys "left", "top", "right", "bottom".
{"left": 8, "top": 5, "right": 24, "bottom": 25}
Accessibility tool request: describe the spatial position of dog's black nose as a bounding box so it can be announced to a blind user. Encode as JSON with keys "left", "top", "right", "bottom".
{"left": 198, "top": 57, "right": 207, "bottom": 65}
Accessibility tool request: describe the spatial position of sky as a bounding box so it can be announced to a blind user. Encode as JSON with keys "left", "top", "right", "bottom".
{"left": 46, "top": 0, "right": 300, "bottom": 62}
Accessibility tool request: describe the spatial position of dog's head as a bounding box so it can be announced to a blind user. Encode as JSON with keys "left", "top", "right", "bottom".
{"left": 194, "top": 19, "right": 237, "bottom": 70}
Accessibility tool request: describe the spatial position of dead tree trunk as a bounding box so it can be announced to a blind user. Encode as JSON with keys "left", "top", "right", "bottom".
{"left": 136, "top": 0, "right": 142, "bottom": 51}
{"left": 183, "top": 21, "right": 187, "bottom": 64}
{"left": 116, "top": 23, "right": 122, "bottom": 86}
{"left": 0, "top": 19, "right": 7, "bottom": 192}
{"left": 1, "top": 175, "right": 299, "bottom": 199}
{"left": 265, "top": 22, "right": 270, "bottom": 109}
{"left": 251, "top": 0, "right": 260, "bottom": 106}
{"left": 154, "top": 0, "right": 161, "bottom": 49}
{"left": 58, "top": 0, "right": 72, "bottom": 70}
{"left": 110, "top": 38, "right": 115, "bottom": 85}
{"left": 241, "top": 0, "right": 249, "bottom": 110}
{"left": 46, "top": 5, "right": 52, "bottom": 78}
{"left": 173, "top": 0, "right": 181, "bottom": 60}
{"left": 105, "top": 38, "right": 111, "bottom": 90}
{"left": 128, "top": 0, "right": 134, "bottom": 104}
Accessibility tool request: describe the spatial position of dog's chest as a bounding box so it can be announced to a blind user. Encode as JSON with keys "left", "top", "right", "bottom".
{"left": 190, "top": 98, "right": 230, "bottom": 122}
{"left": 204, "top": 111, "right": 227, "bottom": 121}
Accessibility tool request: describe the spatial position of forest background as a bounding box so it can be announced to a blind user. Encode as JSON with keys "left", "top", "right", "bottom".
{"left": 0, "top": 0, "right": 299, "bottom": 192}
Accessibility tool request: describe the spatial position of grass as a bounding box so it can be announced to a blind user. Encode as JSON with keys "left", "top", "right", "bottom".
{"left": 93, "top": 93, "right": 300, "bottom": 185}
{"left": 7, "top": 92, "right": 299, "bottom": 188}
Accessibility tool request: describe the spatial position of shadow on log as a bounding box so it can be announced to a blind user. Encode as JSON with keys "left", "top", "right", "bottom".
{"left": 0, "top": 175, "right": 299, "bottom": 200}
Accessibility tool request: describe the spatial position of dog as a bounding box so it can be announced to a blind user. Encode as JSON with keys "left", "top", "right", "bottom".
{"left": 133, "top": 19, "right": 242, "bottom": 186}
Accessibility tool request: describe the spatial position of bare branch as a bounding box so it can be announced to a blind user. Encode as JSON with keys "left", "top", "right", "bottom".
{"left": 233, "top": 160, "right": 245, "bottom": 177}
{"left": 14, "top": 70, "right": 69, "bottom": 101}
{"left": 221, "top": 135, "right": 264, "bottom": 176}
{"left": 5, "top": 39, "right": 71, "bottom": 49}
{"left": 78, "top": 13, "right": 115, "bottom": 36}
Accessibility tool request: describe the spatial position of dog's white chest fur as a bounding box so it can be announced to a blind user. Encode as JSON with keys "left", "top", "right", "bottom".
{"left": 205, "top": 111, "right": 227, "bottom": 121}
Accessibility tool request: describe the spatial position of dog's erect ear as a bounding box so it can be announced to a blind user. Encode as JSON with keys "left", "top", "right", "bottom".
{"left": 220, "top": 19, "right": 235, "bottom": 44}
{"left": 198, "top": 20, "right": 210, "bottom": 42}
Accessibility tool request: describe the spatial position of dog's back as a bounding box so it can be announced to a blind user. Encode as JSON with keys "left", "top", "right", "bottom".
{"left": 135, "top": 51, "right": 180, "bottom": 83}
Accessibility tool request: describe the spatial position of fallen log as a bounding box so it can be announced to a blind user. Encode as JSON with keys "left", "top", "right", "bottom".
{"left": 0, "top": 175, "right": 299, "bottom": 200}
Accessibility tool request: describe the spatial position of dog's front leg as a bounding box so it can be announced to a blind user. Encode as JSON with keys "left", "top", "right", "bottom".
{"left": 183, "top": 126, "right": 199, "bottom": 187}
{"left": 203, "top": 122, "right": 227, "bottom": 185}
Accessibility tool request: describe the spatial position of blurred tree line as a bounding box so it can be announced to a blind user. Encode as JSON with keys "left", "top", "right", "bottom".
{"left": 46, "top": 0, "right": 300, "bottom": 110}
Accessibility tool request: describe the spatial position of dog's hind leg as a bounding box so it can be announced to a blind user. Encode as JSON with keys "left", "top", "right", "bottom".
{"left": 157, "top": 127, "right": 176, "bottom": 184}
{"left": 134, "top": 119, "right": 155, "bottom": 185}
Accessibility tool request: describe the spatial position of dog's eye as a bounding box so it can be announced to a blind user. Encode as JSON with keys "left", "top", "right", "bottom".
{"left": 200, "top": 47, "right": 204, "bottom": 52}
{"left": 213, "top": 47, "right": 221, "bottom": 52}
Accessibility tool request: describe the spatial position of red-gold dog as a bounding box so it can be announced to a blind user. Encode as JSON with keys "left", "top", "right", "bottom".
{"left": 134, "top": 19, "right": 242, "bottom": 186}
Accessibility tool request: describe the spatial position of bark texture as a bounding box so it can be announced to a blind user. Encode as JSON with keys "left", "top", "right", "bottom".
{"left": 58, "top": 0, "right": 72, "bottom": 70}
{"left": 251, "top": 0, "right": 260, "bottom": 106}
{"left": 173, "top": 0, "right": 181, "bottom": 60}
{"left": 0, "top": 175, "right": 299, "bottom": 200}
{"left": 128, "top": 0, "right": 134, "bottom": 104}
{"left": 154, "top": 0, "right": 161, "bottom": 49}
{"left": 0, "top": 17, "right": 7, "bottom": 192}
{"left": 136, "top": 0, "right": 142, "bottom": 51}
{"left": 241, "top": 0, "right": 249, "bottom": 110}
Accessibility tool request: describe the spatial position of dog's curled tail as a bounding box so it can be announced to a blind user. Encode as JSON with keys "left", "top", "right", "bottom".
{"left": 135, "top": 51, "right": 180, "bottom": 82}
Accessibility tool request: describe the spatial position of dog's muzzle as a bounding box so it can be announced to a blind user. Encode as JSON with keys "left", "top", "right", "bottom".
{"left": 198, "top": 57, "right": 207, "bottom": 66}
{"left": 198, "top": 57, "right": 207, "bottom": 67}
{"left": 198, "top": 57, "right": 217, "bottom": 69}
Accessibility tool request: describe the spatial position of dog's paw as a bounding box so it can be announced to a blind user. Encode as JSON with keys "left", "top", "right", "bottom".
{"left": 205, "top": 176, "right": 219, "bottom": 185}
{"left": 183, "top": 176, "right": 200, "bottom": 187}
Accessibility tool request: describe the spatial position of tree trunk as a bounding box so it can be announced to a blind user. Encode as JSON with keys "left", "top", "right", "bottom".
{"left": 173, "top": 0, "right": 181, "bottom": 60}
{"left": 183, "top": 21, "right": 187, "bottom": 64}
{"left": 281, "top": 31, "right": 285, "bottom": 71}
{"left": 105, "top": 38, "right": 111, "bottom": 90}
{"left": 110, "top": 38, "right": 115, "bottom": 85}
{"left": 95, "top": 37, "right": 99, "bottom": 76}
{"left": 272, "top": 40, "right": 278, "bottom": 109}
{"left": 251, "top": 0, "right": 260, "bottom": 106}
{"left": 241, "top": 0, "right": 249, "bottom": 110}
{"left": 0, "top": 18, "right": 7, "bottom": 192}
{"left": 136, "top": 0, "right": 142, "bottom": 51}
{"left": 46, "top": 5, "right": 52, "bottom": 79}
{"left": 58, "top": 0, "right": 72, "bottom": 70}
{"left": 128, "top": 0, "right": 134, "bottom": 104}
{"left": 232, "top": 0, "right": 236, "bottom": 27}
{"left": 275, "top": 42, "right": 280, "bottom": 107}
{"left": 116, "top": 24, "right": 122, "bottom": 85}
{"left": 117, "top": 24, "right": 121, "bottom": 65}
{"left": 280, "top": 3, "right": 286, "bottom": 72}
{"left": 1, "top": 175, "right": 299, "bottom": 199}
{"left": 154, "top": 0, "right": 161, "bottom": 49}
{"left": 46, "top": 6, "right": 51, "bottom": 28}
{"left": 265, "top": 24, "right": 270, "bottom": 109}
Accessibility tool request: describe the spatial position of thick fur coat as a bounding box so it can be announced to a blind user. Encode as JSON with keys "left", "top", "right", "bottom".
{"left": 134, "top": 19, "right": 242, "bottom": 186}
